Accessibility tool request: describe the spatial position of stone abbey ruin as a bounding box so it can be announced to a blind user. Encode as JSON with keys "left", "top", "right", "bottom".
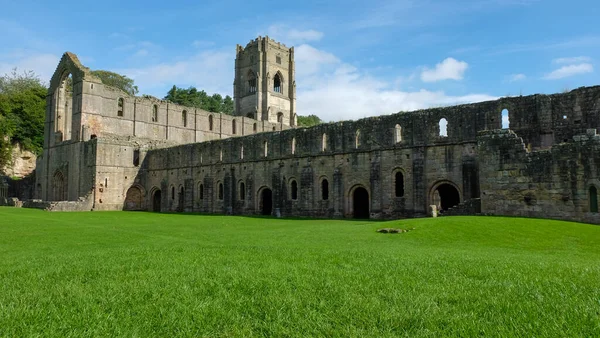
{"left": 14, "top": 36, "right": 600, "bottom": 224}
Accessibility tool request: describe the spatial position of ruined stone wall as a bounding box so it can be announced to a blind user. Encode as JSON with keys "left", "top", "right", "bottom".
{"left": 478, "top": 129, "right": 600, "bottom": 224}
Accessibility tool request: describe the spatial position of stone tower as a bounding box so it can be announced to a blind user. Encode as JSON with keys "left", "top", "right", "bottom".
{"left": 233, "top": 36, "right": 296, "bottom": 127}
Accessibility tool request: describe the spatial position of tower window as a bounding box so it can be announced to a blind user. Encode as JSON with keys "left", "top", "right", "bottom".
{"left": 277, "top": 112, "right": 283, "bottom": 123}
{"left": 248, "top": 70, "right": 257, "bottom": 94}
{"left": 152, "top": 105, "right": 158, "bottom": 122}
{"left": 117, "top": 98, "right": 124, "bottom": 117}
{"left": 276, "top": 56, "right": 282, "bottom": 64}
{"left": 274, "top": 73, "right": 282, "bottom": 93}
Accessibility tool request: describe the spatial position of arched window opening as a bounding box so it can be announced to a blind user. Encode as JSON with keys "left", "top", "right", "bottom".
{"left": 199, "top": 184, "right": 204, "bottom": 200}
{"left": 182, "top": 110, "right": 188, "bottom": 127}
{"left": 395, "top": 124, "right": 402, "bottom": 143}
{"left": 171, "top": 186, "right": 175, "bottom": 200}
{"left": 232, "top": 119, "right": 237, "bottom": 134}
{"left": 248, "top": 71, "right": 257, "bottom": 93}
{"left": 395, "top": 171, "right": 405, "bottom": 197}
{"left": 240, "top": 145, "right": 244, "bottom": 159}
{"left": 218, "top": 183, "right": 224, "bottom": 200}
{"left": 274, "top": 73, "right": 282, "bottom": 93}
{"left": 590, "top": 186, "right": 598, "bottom": 213}
{"left": 117, "top": 98, "right": 124, "bottom": 117}
{"left": 291, "top": 137, "right": 296, "bottom": 155}
{"left": 133, "top": 149, "right": 140, "bottom": 167}
{"left": 54, "top": 72, "right": 74, "bottom": 141}
{"left": 152, "top": 105, "right": 158, "bottom": 122}
{"left": 272, "top": 126, "right": 276, "bottom": 131}
{"left": 239, "top": 182, "right": 246, "bottom": 200}
{"left": 219, "top": 148, "right": 223, "bottom": 162}
{"left": 502, "top": 109, "right": 510, "bottom": 129}
{"left": 355, "top": 130, "right": 361, "bottom": 149}
{"left": 253, "top": 123, "right": 257, "bottom": 132}
{"left": 322, "top": 179, "right": 329, "bottom": 200}
{"left": 264, "top": 141, "right": 268, "bottom": 157}
{"left": 277, "top": 112, "right": 283, "bottom": 123}
{"left": 290, "top": 180, "right": 298, "bottom": 200}
{"left": 208, "top": 115, "right": 214, "bottom": 131}
{"left": 439, "top": 118, "right": 448, "bottom": 137}
{"left": 322, "top": 133, "right": 327, "bottom": 151}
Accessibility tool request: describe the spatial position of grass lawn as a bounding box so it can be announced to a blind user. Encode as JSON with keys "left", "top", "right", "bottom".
{"left": 0, "top": 207, "right": 599, "bottom": 337}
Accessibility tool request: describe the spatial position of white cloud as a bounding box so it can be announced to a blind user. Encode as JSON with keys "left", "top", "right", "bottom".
{"left": 265, "top": 25, "right": 324, "bottom": 44}
{"left": 296, "top": 46, "right": 495, "bottom": 121}
{"left": 0, "top": 53, "right": 60, "bottom": 84}
{"left": 543, "top": 63, "right": 594, "bottom": 80}
{"left": 421, "top": 58, "right": 469, "bottom": 82}
{"left": 553, "top": 56, "right": 591, "bottom": 64}
{"left": 508, "top": 73, "right": 526, "bottom": 82}
{"left": 118, "top": 49, "right": 233, "bottom": 95}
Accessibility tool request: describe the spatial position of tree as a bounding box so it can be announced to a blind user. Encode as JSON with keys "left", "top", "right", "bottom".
{"left": 91, "top": 70, "right": 138, "bottom": 96}
{"left": 297, "top": 114, "right": 323, "bottom": 127}
{"left": 0, "top": 68, "right": 47, "bottom": 168}
{"left": 164, "top": 86, "right": 234, "bottom": 115}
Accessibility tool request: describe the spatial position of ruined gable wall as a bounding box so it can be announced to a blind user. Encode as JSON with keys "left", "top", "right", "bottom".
{"left": 478, "top": 129, "right": 600, "bottom": 224}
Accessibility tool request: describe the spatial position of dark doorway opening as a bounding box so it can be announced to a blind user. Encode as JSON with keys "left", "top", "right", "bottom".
{"left": 152, "top": 190, "right": 161, "bottom": 212}
{"left": 436, "top": 184, "right": 460, "bottom": 210}
{"left": 178, "top": 187, "right": 184, "bottom": 212}
{"left": 590, "top": 186, "right": 598, "bottom": 213}
{"left": 353, "top": 187, "right": 370, "bottom": 219}
{"left": 260, "top": 188, "right": 273, "bottom": 215}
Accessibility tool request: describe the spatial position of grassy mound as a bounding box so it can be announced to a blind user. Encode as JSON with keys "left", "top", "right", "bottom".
{"left": 0, "top": 207, "right": 599, "bottom": 337}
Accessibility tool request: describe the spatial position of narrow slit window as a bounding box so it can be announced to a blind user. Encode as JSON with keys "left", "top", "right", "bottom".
{"left": 209, "top": 115, "right": 214, "bottom": 131}
{"left": 182, "top": 110, "right": 187, "bottom": 127}
{"left": 152, "top": 105, "right": 158, "bottom": 122}
{"left": 291, "top": 180, "right": 298, "bottom": 200}
{"left": 291, "top": 137, "right": 296, "bottom": 155}
{"left": 264, "top": 141, "right": 268, "bottom": 157}
{"left": 395, "top": 171, "right": 405, "bottom": 197}
{"left": 232, "top": 119, "right": 237, "bottom": 134}
{"left": 395, "top": 124, "right": 402, "bottom": 143}
{"left": 133, "top": 149, "right": 140, "bottom": 167}
{"left": 501, "top": 109, "right": 509, "bottom": 129}
{"left": 218, "top": 183, "right": 224, "bottom": 200}
{"left": 322, "top": 179, "right": 329, "bottom": 200}
{"left": 322, "top": 133, "right": 327, "bottom": 151}
{"left": 199, "top": 184, "right": 204, "bottom": 200}
{"left": 239, "top": 182, "right": 246, "bottom": 200}
{"left": 439, "top": 118, "right": 448, "bottom": 137}
{"left": 355, "top": 130, "right": 361, "bottom": 149}
{"left": 117, "top": 98, "right": 124, "bottom": 117}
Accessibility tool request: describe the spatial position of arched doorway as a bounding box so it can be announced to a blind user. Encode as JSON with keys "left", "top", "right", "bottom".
{"left": 353, "top": 187, "right": 370, "bottom": 219}
{"left": 52, "top": 171, "right": 66, "bottom": 201}
{"left": 259, "top": 188, "right": 273, "bottom": 216}
{"left": 152, "top": 189, "right": 162, "bottom": 212}
{"left": 433, "top": 183, "right": 460, "bottom": 211}
{"left": 124, "top": 186, "right": 143, "bottom": 211}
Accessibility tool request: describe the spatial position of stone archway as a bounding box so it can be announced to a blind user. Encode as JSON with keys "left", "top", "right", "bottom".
{"left": 431, "top": 182, "right": 461, "bottom": 211}
{"left": 259, "top": 187, "right": 273, "bottom": 216}
{"left": 52, "top": 171, "right": 66, "bottom": 201}
{"left": 352, "top": 186, "right": 370, "bottom": 219}
{"left": 124, "top": 185, "right": 144, "bottom": 211}
{"left": 152, "top": 189, "right": 162, "bottom": 212}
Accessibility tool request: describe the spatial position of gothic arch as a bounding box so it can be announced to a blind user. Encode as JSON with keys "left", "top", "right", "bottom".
{"left": 124, "top": 184, "right": 145, "bottom": 211}
{"left": 429, "top": 180, "right": 461, "bottom": 212}
{"left": 52, "top": 170, "right": 67, "bottom": 201}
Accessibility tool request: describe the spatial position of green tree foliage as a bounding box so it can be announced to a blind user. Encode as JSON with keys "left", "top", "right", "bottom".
{"left": 297, "top": 114, "right": 323, "bottom": 127}
{"left": 91, "top": 70, "right": 138, "bottom": 96}
{"left": 0, "top": 69, "right": 47, "bottom": 168}
{"left": 164, "top": 86, "right": 234, "bottom": 115}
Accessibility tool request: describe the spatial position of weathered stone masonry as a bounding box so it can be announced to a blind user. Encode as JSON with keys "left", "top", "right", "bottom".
{"left": 30, "top": 36, "right": 600, "bottom": 223}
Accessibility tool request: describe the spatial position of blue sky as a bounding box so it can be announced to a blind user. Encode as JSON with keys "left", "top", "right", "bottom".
{"left": 1, "top": 0, "right": 598, "bottom": 121}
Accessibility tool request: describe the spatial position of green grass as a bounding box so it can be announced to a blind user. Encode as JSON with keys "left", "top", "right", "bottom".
{"left": 1, "top": 207, "right": 599, "bottom": 337}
